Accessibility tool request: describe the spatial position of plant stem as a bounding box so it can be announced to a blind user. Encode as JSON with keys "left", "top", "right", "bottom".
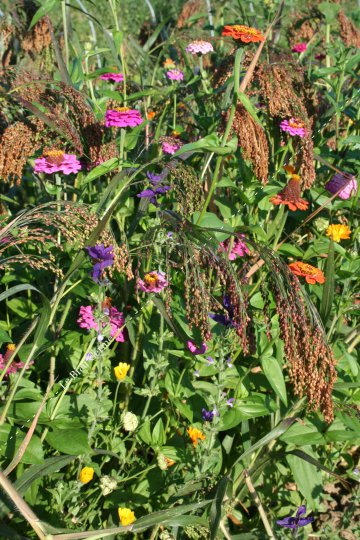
{"left": 61, "top": 0, "right": 69, "bottom": 70}
{"left": 244, "top": 469, "right": 276, "bottom": 539}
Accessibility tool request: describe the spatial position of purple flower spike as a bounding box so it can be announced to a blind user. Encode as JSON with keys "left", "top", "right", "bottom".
{"left": 86, "top": 244, "right": 114, "bottom": 283}
{"left": 207, "top": 356, "right": 214, "bottom": 365}
{"left": 194, "top": 370, "right": 200, "bottom": 378}
{"left": 202, "top": 408, "right": 214, "bottom": 422}
{"left": 227, "top": 398, "right": 235, "bottom": 408}
{"left": 187, "top": 341, "right": 208, "bottom": 355}
{"left": 137, "top": 185, "right": 171, "bottom": 206}
{"left": 146, "top": 171, "right": 167, "bottom": 185}
{"left": 276, "top": 505, "right": 314, "bottom": 530}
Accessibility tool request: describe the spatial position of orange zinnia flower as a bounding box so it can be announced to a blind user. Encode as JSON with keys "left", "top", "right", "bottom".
{"left": 288, "top": 262, "right": 325, "bottom": 285}
{"left": 187, "top": 426, "right": 205, "bottom": 447}
{"left": 222, "top": 25, "right": 265, "bottom": 43}
{"left": 270, "top": 177, "right": 309, "bottom": 211}
{"left": 147, "top": 111, "right": 156, "bottom": 120}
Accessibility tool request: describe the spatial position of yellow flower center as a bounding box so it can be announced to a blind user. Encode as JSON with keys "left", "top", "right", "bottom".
{"left": 7, "top": 343, "right": 16, "bottom": 351}
{"left": 297, "top": 262, "right": 318, "bottom": 275}
{"left": 114, "top": 106, "right": 130, "bottom": 113}
{"left": 233, "top": 25, "right": 258, "bottom": 35}
{"left": 144, "top": 273, "right": 158, "bottom": 286}
{"left": 289, "top": 120, "right": 304, "bottom": 129}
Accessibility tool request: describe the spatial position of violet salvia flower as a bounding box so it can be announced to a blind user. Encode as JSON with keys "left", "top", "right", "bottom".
{"left": 146, "top": 170, "right": 167, "bottom": 185}
{"left": 219, "top": 234, "right": 250, "bottom": 260}
{"left": 280, "top": 118, "right": 307, "bottom": 138}
{"left": 202, "top": 408, "right": 215, "bottom": 422}
{"left": 87, "top": 244, "right": 114, "bottom": 283}
{"left": 194, "top": 369, "right": 200, "bottom": 378}
{"left": 166, "top": 69, "right": 184, "bottom": 81}
{"left": 34, "top": 150, "right": 82, "bottom": 175}
{"left": 186, "top": 40, "right": 214, "bottom": 55}
{"left": 100, "top": 72, "right": 124, "bottom": 82}
{"left": 105, "top": 107, "right": 143, "bottom": 128}
{"left": 325, "top": 172, "right": 358, "bottom": 200}
{"left": 209, "top": 296, "right": 237, "bottom": 328}
{"left": 276, "top": 505, "right": 314, "bottom": 530}
{"left": 137, "top": 185, "right": 171, "bottom": 206}
{"left": 292, "top": 42, "right": 307, "bottom": 53}
{"left": 138, "top": 271, "right": 168, "bottom": 293}
{"left": 227, "top": 398, "right": 235, "bottom": 408}
{"left": 187, "top": 341, "right": 208, "bottom": 355}
{"left": 207, "top": 356, "right": 214, "bottom": 365}
{"left": 226, "top": 357, "right": 233, "bottom": 368}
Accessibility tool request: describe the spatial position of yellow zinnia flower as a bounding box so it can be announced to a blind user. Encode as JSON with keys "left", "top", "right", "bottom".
{"left": 114, "top": 362, "right": 130, "bottom": 381}
{"left": 118, "top": 507, "right": 136, "bottom": 526}
{"left": 79, "top": 466, "right": 94, "bottom": 484}
{"left": 326, "top": 224, "right": 351, "bottom": 243}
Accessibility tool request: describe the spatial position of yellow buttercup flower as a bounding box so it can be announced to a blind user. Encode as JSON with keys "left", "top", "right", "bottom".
{"left": 326, "top": 224, "right": 351, "bottom": 243}
{"left": 79, "top": 466, "right": 94, "bottom": 484}
{"left": 118, "top": 507, "right": 136, "bottom": 526}
{"left": 114, "top": 362, "right": 130, "bottom": 381}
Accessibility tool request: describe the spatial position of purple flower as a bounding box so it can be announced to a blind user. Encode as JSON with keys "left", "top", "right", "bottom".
{"left": 280, "top": 118, "right": 307, "bottom": 138}
{"left": 227, "top": 398, "right": 235, "bottom": 408}
{"left": 207, "top": 356, "right": 214, "bottom": 365}
{"left": 137, "top": 185, "right": 171, "bottom": 206}
{"left": 209, "top": 296, "right": 237, "bottom": 328}
{"left": 162, "top": 140, "right": 181, "bottom": 155}
{"left": 219, "top": 234, "right": 250, "bottom": 260}
{"left": 202, "top": 408, "right": 214, "bottom": 422}
{"left": 194, "top": 369, "right": 200, "bottom": 378}
{"left": 166, "top": 69, "right": 184, "bottom": 81}
{"left": 146, "top": 170, "right": 167, "bottom": 185}
{"left": 77, "top": 305, "right": 127, "bottom": 342}
{"left": 186, "top": 40, "right": 214, "bottom": 55}
{"left": 105, "top": 107, "right": 143, "bottom": 128}
{"left": 276, "top": 505, "right": 314, "bottom": 530}
{"left": 226, "top": 357, "right": 233, "bottom": 368}
{"left": 34, "top": 151, "right": 82, "bottom": 175}
{"left": 187, "top": 341, "right": 208, "bottom": 355}
{"left": 86, "top": 244, "right": 114, "bottom": 283}
{"left": 325, "top": 172, "right": 358, "bottom": 200}
{"left": 292, "top": 42, "right": 307, "bottom": 53}
{"left": 100, "top": 72, "right": 124, "bottom": 82}
{"left": 138, "top": 271, "right": 168, "bottom": 293}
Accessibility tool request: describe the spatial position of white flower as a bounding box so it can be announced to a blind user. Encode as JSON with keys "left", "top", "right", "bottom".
{"left": 122, "top": 411, "right": 139, "bottom": 432}
{"left": 99, "top": 475, "right": 117, "bottom": 496}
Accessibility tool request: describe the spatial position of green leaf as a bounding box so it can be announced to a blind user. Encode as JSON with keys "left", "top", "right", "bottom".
{"left": 280, "top": 420, "right": 325, "bottom": 445}
{"left": 0, "top": 329, "right": 11, "bottom": 346}
{"left": 138, "top": 420, "right": 152, "bottom": 445}
{"left": 237, "top": 92, "right": 261, "bottom": 125}
{"left": 286, "top": 450, "right": 323, "bottom": 510}
{"left": 261, "top": 357, "right": 288, "bottom": 406}
{"left": 152, "top": 418, "right": 166, "bottom": 447}
{"left": 0, "top": 425, "right": 44, "bottom": 464}
{"left": 81, "top": 158, "right": 119, "bottom": 185}
{"left": 318, "top": 2, "right": 341, "bottom": 23}
{"left": 29, "top": 0, "right": 58, "bottom": 28}
{"left": 46, "top": 428, "right": 89, "bottom": 455}
{"left": 175, "top": 134, "right": 238, "bottom": 157}
{"left": 287, "top": 449, "right": 350, "bottom": 487}
{"left": 209, "top": 476, "right": 232, "bottom": 540}
{"left": 320, "top": 239, "right": 334, "bottom": 324}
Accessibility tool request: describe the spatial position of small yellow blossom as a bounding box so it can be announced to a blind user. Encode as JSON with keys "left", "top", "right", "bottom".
{"left": 7, "top": 344, "right": 16, "bottom": 351}
{"left": 187, "top": 426, "right": 205, "bottom": 447}
{"left": 79, "top": 466, "right": 94, "bottom": 484}
{"left": 326, "top": 224, "right": 351, "bottom": 243}
{"left": 114, "top": 362, "right": 130, "bottom": 381}
{"left": 118, "top": 507, "right": 136, "bottom": 526}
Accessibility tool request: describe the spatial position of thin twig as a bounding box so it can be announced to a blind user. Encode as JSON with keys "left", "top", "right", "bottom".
{"left": 243, "top": 469, "right": 276, "bottom": 539}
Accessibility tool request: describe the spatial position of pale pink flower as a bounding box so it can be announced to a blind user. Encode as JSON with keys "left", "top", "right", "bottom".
{"left": 219, "top": 234, "right": 250, "bottom": 260}
{"left": 34, "top": 151, "right": 82, "bottom": 175}
{"left": 100, "top": 72, "right": 124, "bottom": 82}
{"left": 162, "top": 141, "right": 181, "bottom": 154}
{"left": 187, "top": 341, "right": 208, "bottom": 355}
{"left": 292, "top": 42, "right": 307, "bottom": 53}
{"left": 185, "top": 40, "right": 213, "bottom": 55}
{"left": 138, "top": 271, "right": 168, "bottom": 293}
{"left": 280, "top": 118, "right": 307, "bottom": 138}
{"left": 166, "top": 69, "right": 184, "bottom": 81}
{"left": 105, "top": 107, "right": 143, "bottom": 128}
{"left": 325, "top": 173, "right": 358, "bottom": 200}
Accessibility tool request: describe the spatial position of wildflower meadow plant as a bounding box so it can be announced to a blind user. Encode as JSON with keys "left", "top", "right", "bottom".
{"left": 0, "top": 1, "right": 358, "bottom": 539}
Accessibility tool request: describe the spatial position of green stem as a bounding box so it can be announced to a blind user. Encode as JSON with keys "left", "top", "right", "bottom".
{"left": 61, "top": 0, "right": 69, "bottom": 70}
{"left": 173, "top": 91, "right": 177, "bottom": 131}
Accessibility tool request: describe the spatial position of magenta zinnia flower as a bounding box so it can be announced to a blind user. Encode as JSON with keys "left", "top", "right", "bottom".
{"left": 162, "top": 141, "right": 181, "bottom": 154}
{"left": 292, "top": 42, "right": 307, "bottom": 53}
{"left": 187, "top": 341, "right": 208, "bottom": 355}
{"left": 166, "top": 69, "right": 184, "bottom": 81}
{"left": 219, "top": 234, "right": 250, "bottom": 260}
{"left": 34, "top": 150, "right": 82, "bottom": 175}
{"left": 0, "top": 345, "right": 33, "bottom": 376}
{"left": 105, "top": 107, "right": 143, "bottom": 128}
{"left": 325, "top": 172, "right": 358, "bottom": 200}
{"left": 77, "top": 305, "right": 127, "bottom": 342}
{"left": 138, "top": 271, "right": 168, "bottom": 293}
{"left": 100, "top": 72, "right": 124, "bottom": 82}
{"left": 185, "top": 40, "right": 214, "bottom": 55}
{"left": 280, "top": 118, "right": 307, "bottom": 138}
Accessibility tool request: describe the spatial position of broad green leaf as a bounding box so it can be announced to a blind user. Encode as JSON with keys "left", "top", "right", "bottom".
{"left": 175, "top": 134, "right": 238, "bottom": 156}
{"left": 261, "top": 357, "right": 288, "bottom": 406}
{"left": 287, "top": 450, "right": 323, "bottom": 510}
{"left": 0, "top": 425, "right": 44, "bottom": 464}
{"left": 280, "top": 420, "right": 325, "bottom": 445}
{"left": 152, "top": 418, "right": 166, "bottom": 447}
{"left": 46, "top": 427, "right": 89, "bottom": 455}
{"left": 209, "top": 476, "right": 232, "bottom": 540}
{"left": 238, "top": 92, "right": 261, "bottom": 125}
{"left": 287, "top": 449, "right": 350, "bottom": 487}
{"left": 81, "top": 158, "right": 119, "bottom": 185}
{"left": 29, "top": 0, "right": 58, "bottom": 28}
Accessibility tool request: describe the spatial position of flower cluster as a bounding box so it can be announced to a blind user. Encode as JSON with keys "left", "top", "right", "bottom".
{"left": 185, "top": 40, "right": 213, "bottom": 55}
{"left": 77, "top": 304, "right": 127, "bottom": 342}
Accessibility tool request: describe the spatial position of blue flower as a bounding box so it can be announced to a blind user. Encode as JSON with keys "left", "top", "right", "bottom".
{"left": 202, "top": 408, "right": 214, "bottom": 422}
{"left": 146, "top": 170, "right": 167, "bottom": 185}
{"left": 276, "top": 505, "right": 314, "bottom": 530}
{"left": 209, "top": 296, "right": 237, "bottom": 328}
{"left": 86, "top": 244, "right": 114, "bottom": 283}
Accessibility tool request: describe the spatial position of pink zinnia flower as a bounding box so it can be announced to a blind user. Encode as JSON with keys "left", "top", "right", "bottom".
{"left": 187, "top": 341, "right": 208, "bottom": 355}
{"left": 162, "top": 141, "right": 181, "bottom": 154}
{"left": 280, "top": 118, "right": 307, "bottom": 138}
{"left": 185, "top": 40, "right": 214, "bottom": 55}
{"left": 0, "top": 345, "right": 33, "bottom": 376}
{"left": 105, "top": 107, "right": 143, "bottom": 128}
{"left": 166, "top": 69, "right": 184, "bottom": 81}
{"left": 100, "top": 72, "right": 124, "bottom": 82}
{"left": 219, "top": 234, "right": 250, "bottom": 260}
{"left": 292, "top": 42, "right": 307, "bottom": 53}
{"left": 77, "top": 305, "right": 127, "bottom": 342}
{"left": 138, "top": 271, "right": 168, "bottom": 293}
{"left": 34, "top": 150, "right": 82, "bottom": 175}
{"left": 325, "top": 172, "right": 358, "bottom": 200}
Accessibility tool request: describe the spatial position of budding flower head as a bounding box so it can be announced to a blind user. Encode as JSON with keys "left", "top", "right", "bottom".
{"left": 122, "top": 411, "right": 139, "bottom": 432}
{"left": 99, "top": 475, "right": 117, "bottom": 496}
{"left": 79, "top": 466, "right": 94, "bottom": 484}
